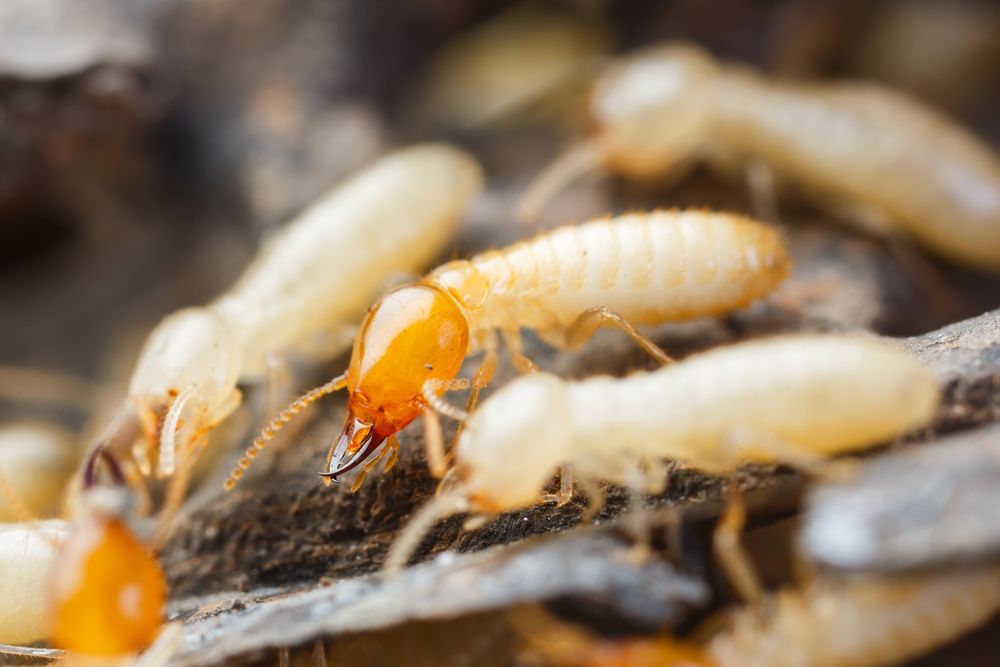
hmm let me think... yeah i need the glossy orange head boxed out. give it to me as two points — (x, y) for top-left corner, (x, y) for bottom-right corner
(323, 284), (469, 480)
(48, 509), (166, 656)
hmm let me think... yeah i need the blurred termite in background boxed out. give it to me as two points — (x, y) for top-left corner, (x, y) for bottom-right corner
(386, 335), (939, 571)
(419, 3), (611, 131)
(93, 145), (482, 509)
(224, 210), (790, 493)
(528, 568), (1000, 667)
(519, 43), (1000, 272)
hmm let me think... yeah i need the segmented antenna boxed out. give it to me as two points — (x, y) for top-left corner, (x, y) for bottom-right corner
(158, 385), (195, 478)
(223, 374), (347, 491)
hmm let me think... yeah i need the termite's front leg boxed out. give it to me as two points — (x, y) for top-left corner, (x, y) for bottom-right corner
(501, 328), (539, 373)
(563, 306), (673, 365)
(421, 378), (473, 478)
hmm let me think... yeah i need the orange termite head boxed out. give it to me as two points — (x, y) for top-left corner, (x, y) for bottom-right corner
(49, 449), (166, 657)
(321, 283), (469, 481)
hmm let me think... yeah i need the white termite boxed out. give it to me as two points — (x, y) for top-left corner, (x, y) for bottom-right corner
(108, 144), (483, 484)
(0, 520), (67, 645)
(0, 423), (77, 521)
(387, 335), (939, 570)
(520, 43), (1000, 271)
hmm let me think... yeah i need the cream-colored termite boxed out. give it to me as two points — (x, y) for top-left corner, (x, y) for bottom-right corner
(420, 3), (610, 129)
(531, 569), (1000, 667)
(0, 422), (78, 521)
(706, 569), (1000, 667)
(519, 43), (1000, 271)
(225, 210), (790, 492)
(386, 335), (939, 571)
(101, 144), (482, 494)
(0, 521), (68, 647)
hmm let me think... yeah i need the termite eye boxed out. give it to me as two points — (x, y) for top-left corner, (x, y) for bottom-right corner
(425, 364), (434, 370)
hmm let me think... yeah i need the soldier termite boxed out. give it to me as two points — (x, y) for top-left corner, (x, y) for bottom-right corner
(224, 210), (790, 492)
(97, 144), (482, 497)
(519, 43), (1000, 271)
(0, 448), (168, 661)
(385, 335), (938, 571)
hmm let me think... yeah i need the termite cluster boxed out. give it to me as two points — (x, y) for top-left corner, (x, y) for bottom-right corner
(2, 3), (1000, 666)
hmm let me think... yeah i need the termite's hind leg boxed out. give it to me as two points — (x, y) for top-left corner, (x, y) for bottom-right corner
(540, 464), (575, 507)
(564, 307), (673, 365)
(501, 328), (540, 374)
(713, 489), (763, 604)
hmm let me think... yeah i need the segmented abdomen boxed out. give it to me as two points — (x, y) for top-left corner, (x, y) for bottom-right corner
(709, 570), (1000, 667)
(468, 210), (789, 332)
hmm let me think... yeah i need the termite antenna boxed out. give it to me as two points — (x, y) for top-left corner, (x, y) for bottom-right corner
(158, 385), (195, 478)
(516, 138), (604, 223)
(224, 374), (347, 491)
(384, 487), (470, 574)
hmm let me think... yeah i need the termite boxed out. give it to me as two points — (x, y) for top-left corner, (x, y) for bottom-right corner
(386, 335), (938, 571)
(0, 521), (68, 646)
(103, 144), (482, 489)
(224, 210), (790, 492)
(519, 43), (1000, 271)
(0, 422), (78, 521)
(420, 3), (610, 130)
(534, 569), (1000, 667)
(0, 448), (168, 660)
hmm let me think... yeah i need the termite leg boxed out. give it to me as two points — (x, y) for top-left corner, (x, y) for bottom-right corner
(312, 639), (327, 667)
(745, 158), (780, 224)
(382, 434), (400, 473)
(564, 306), (673, 365)
(422, 406), (449, 479)
(449, 340), (500, 454)
(501, 328), (540, 373)
(540, 464), (575, 507)
(713, 489), (763, 604)
(622, 460), (653, 564)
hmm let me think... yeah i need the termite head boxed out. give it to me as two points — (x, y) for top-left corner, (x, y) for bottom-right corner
(455, 373), (572, 512)
(591, 43), (720, 179)
(128, 308), (243, 475)
(518, 44), (720, 221)
(323, 284), (469, 481)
